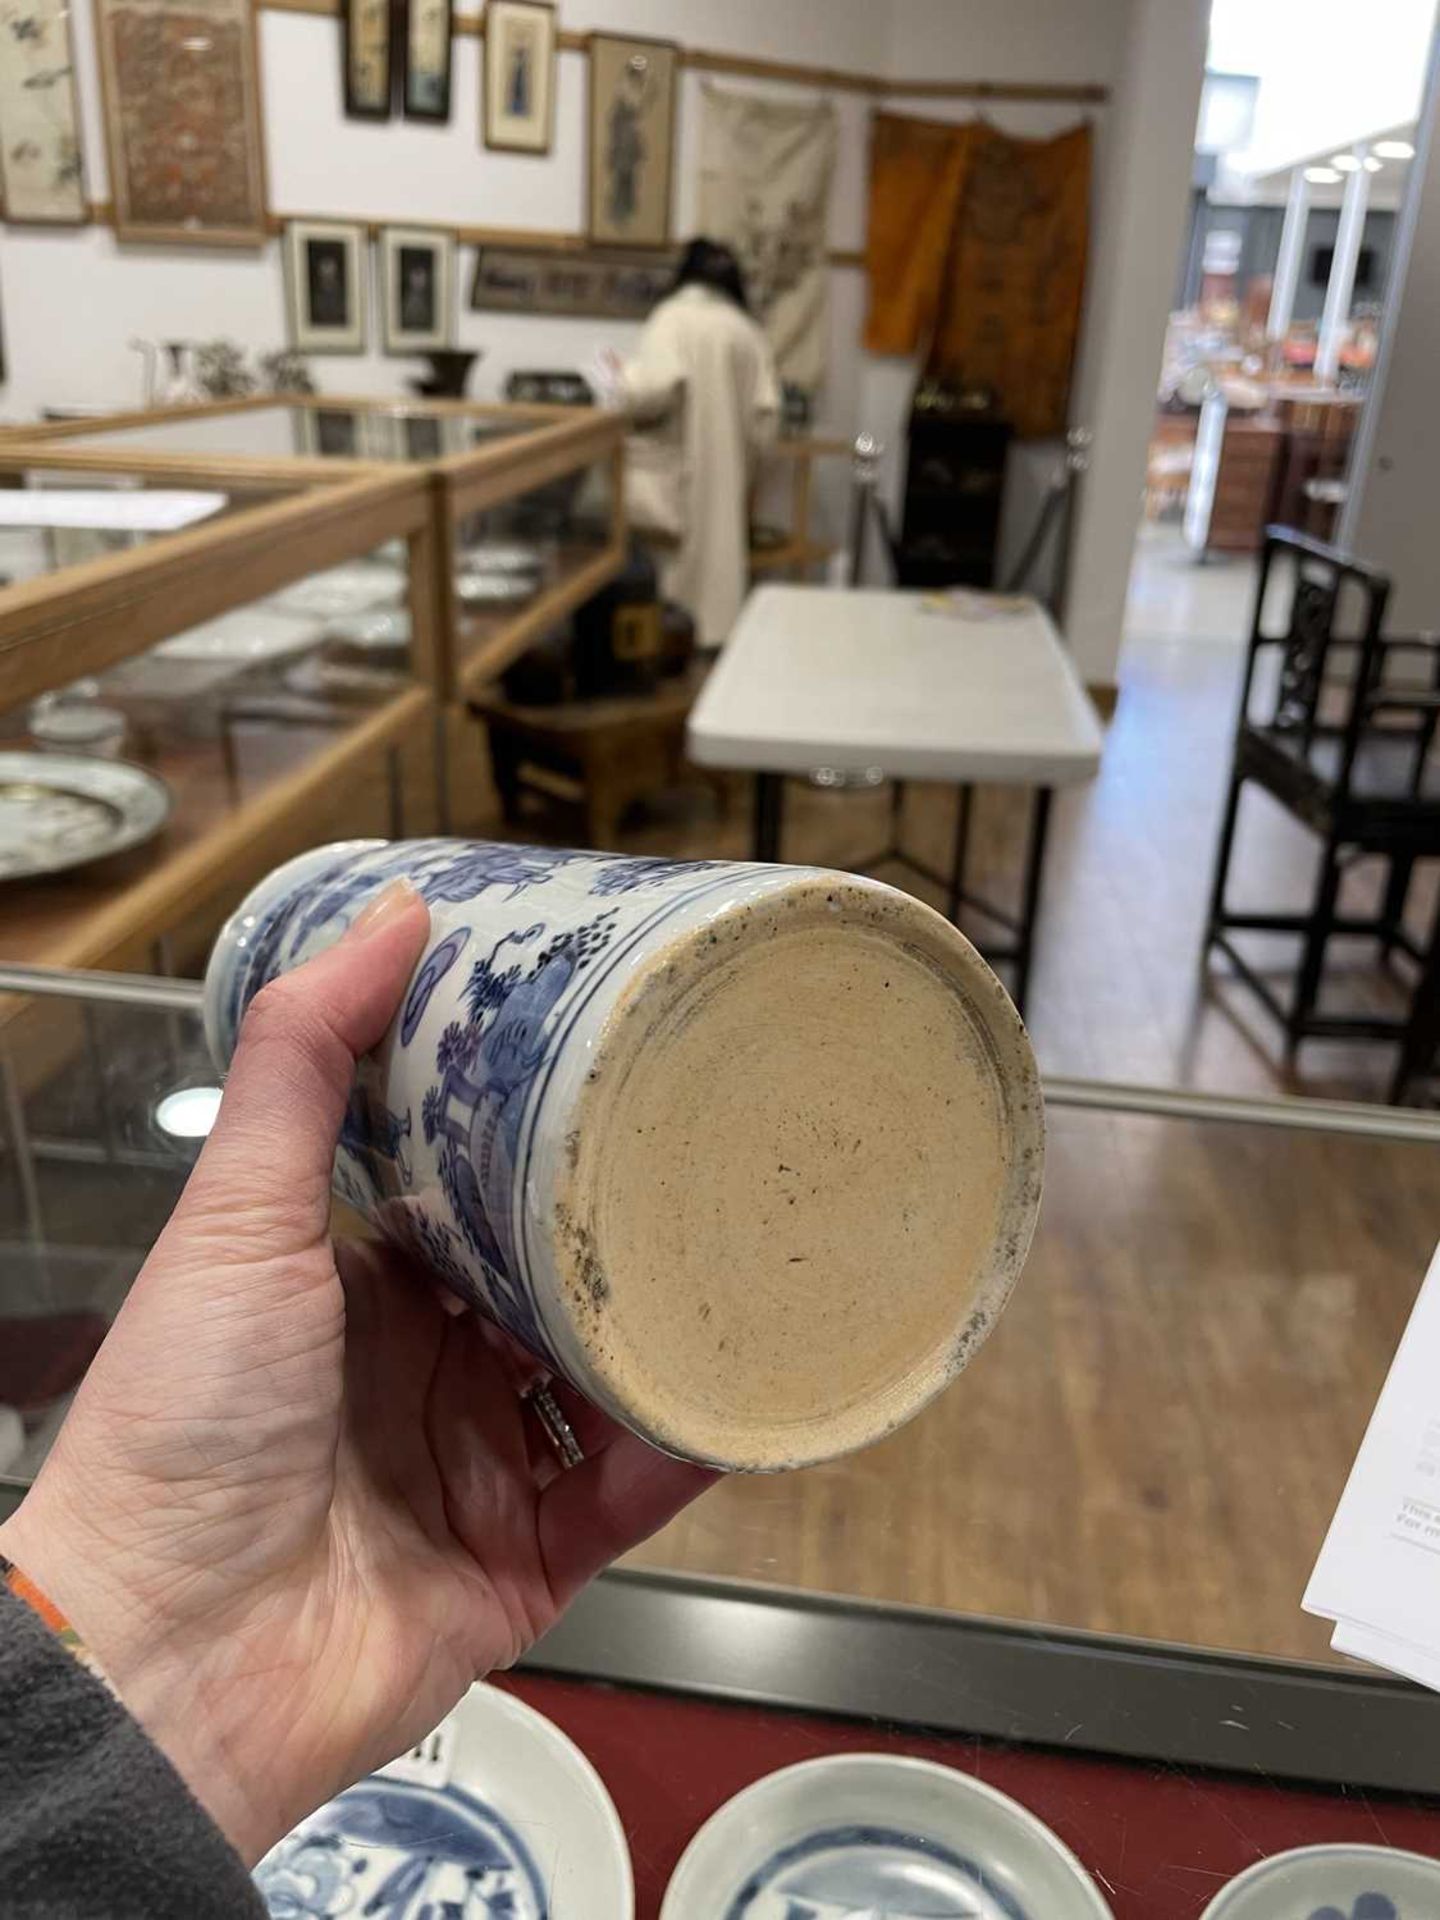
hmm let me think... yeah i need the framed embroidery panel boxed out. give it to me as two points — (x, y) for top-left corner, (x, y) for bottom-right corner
(586, 32), (677, 248)
(482, 0), (555, 155)
(284, 220), (367, 354)
(379, 225), (455, 354)
(343, 0), (394, 119)
(94, 0), (268, 245)
(0, 0), (86, 224)
(403, 0), (452, 121)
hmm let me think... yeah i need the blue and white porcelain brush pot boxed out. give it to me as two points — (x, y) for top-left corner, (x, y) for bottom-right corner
(206, 838), (1043, 1471)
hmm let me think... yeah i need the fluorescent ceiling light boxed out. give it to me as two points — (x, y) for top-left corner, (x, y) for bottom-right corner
(1331, 154), (1361, 171)
(1374, 139), (1415, 160)
(1363, 156), (1383, 172)
(1304, 167), (1342, 184)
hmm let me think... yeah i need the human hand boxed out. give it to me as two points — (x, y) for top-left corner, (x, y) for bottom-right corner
(0, 881), (714, 1863)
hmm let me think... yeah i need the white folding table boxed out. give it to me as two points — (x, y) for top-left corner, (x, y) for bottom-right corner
(687, 584), (1105, 1011)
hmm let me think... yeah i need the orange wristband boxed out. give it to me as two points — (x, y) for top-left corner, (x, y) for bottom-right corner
(0, 1553), (111, 1690)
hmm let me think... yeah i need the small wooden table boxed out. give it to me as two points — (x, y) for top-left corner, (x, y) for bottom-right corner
(687, 585), (1104, 1012)
(471, 664), (707, 849)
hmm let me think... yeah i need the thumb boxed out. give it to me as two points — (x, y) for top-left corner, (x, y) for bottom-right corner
(173, 879), (431, 1255)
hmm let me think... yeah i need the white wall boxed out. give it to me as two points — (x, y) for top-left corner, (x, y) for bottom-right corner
(0, 0), (1204, 685)
(1341, 21), (1440, 621)
(0, 0), (878, 426)
(1064, 0), (1209, 685)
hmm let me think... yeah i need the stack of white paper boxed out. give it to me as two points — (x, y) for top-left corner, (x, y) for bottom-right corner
(1305, 1241), (1440, 1687)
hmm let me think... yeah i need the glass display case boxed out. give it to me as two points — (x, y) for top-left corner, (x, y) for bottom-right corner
(10, 394), (629, 705)
(0, 457), (437, 972)
(3, 960), (1440, 1920)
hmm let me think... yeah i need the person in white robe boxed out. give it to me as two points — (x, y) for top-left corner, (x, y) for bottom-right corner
(614, 238), (781, 650)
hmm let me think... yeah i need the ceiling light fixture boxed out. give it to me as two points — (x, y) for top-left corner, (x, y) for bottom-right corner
(1374, 139), (1415, 160)
(1304, 167), (1342, 184)
(1331, 153), (1361, 171)
(154, 1084), (223, 1139)
(1363, 156), (1383, 172)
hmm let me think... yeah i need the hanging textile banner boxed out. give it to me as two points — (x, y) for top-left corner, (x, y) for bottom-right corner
(696, 81), (837, 393)
(864, 112), (1091, 440)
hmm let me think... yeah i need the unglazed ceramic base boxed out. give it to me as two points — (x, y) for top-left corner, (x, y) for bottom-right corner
(548, 876), (1042, 1470)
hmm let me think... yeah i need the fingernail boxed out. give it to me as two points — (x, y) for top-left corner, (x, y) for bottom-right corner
(344, 878), (422, 943)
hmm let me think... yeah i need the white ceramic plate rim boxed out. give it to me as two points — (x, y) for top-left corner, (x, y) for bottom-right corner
(0, 751), (171, 879)
(1199, 1841), (1440, 1917)
(156, 607), (321, 663)
(455, 1683), (633, 1918)
(659, 1750), (1113, 1920)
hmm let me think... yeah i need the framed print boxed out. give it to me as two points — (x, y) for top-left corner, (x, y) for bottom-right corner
(284, 220), (367, 354)
(403, 0), (452, 121)
(0, 0), (86, 224)
(587, 32), (677, 248)
(482, 0), (555, 155)
(343, 0), (394, 119)
(93, 0), (268, 245)
(470, 243), (676, 320)
(379, 226), (454, 354)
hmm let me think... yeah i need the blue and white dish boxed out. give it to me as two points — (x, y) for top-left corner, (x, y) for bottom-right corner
(660, 1753), (1113, 1919)
(255, 1683), (631, 1919)
(0, 751), (171, 880)
(205, 837), (1043, 1471)
(1199, 1844), (1440, 1918)
(269, 561), (407, 619)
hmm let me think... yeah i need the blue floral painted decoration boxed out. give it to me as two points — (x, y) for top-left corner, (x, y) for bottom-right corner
(254, 1777), (549, 1919)
(727, 1822), (1032, 1918)
(1308, 1897), (1400, 1920)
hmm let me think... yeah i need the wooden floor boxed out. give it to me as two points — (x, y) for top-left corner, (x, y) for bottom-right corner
(457, 627), (1439, 1667)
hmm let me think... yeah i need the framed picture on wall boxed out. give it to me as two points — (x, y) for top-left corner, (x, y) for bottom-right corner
(586, 32), (678, 248)
(0, 0), (86, 224)
(379, 226), (455, 354)
(343, 0), (395, 119)
(284, 220), (367, 354)
(403, 0), (453, 121)
(482, 0), (556, 155)
(93, 0), (267, 245)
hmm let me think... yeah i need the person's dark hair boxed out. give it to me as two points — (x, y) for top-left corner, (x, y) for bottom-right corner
(672, 237), (751, 312)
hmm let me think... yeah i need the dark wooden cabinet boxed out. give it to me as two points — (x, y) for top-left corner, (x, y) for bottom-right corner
(897, 408), (1012, 589)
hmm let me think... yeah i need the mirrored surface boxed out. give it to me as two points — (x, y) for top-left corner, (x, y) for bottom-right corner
(0, 984), (206, 1486)
(2, 963), (1436, 1678)
(628, 1096), (1440, 1670)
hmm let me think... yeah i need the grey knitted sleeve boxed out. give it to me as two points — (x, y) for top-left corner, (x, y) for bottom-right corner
(0, 1585), (266, 1918)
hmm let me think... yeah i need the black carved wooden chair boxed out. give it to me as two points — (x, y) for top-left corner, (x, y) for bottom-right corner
(1204, 527), (1440, 1097)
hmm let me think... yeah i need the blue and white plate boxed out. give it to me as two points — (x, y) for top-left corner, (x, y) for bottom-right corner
(1200, 1844), (1440, 1919)
(255, 1683), (631, 1918)
(660, 1753), (1112, 1919)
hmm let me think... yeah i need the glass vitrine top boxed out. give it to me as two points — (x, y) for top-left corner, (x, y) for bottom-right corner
(0, 470), (298, 592)
(2, 965), (1436, 1681)
(44, 401), (548, 464)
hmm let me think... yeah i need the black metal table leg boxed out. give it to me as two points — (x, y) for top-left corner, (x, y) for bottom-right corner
(753, 772), (784, 862)
(1012, 787), (1054, 1017)
(946, 784), (974, 923)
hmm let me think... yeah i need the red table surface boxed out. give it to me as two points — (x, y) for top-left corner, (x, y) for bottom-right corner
(500, 1669), (1440, 1918)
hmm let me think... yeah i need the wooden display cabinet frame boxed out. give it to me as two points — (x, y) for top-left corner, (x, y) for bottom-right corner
(0, 458), (438, 970)
(8, 393), (629, 704)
